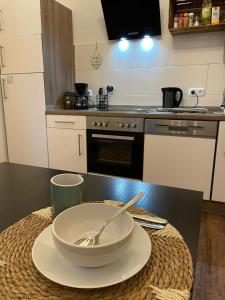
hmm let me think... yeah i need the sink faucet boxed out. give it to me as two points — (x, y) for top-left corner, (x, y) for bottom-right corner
(219, 88), (225, 113)
(223, 88), (225, 106)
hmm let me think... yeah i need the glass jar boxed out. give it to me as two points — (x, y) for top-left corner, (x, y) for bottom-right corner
(184, 13), (189, 27)
(194, 13), (200, 27)
(174, 14), (179, 28)
(178, 13), (184, 27)
(188, 12), (194, 27)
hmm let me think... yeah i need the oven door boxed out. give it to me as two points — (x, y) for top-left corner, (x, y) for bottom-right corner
(87, 130), (144, 179)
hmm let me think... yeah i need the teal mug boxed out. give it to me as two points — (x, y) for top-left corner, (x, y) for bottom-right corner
(51, 173), (84, 216)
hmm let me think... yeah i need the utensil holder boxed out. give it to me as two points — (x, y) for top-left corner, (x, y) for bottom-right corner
(96, 95), (108, 111)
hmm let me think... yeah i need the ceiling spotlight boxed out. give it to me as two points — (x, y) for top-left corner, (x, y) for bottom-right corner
(119, 38), (130, 51)
(141, 35), (154, 51)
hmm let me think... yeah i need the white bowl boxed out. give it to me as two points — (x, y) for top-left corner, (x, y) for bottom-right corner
(52, 203), (134, 267)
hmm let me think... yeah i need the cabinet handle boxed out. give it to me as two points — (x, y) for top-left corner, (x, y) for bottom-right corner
(54, 121), (75, 124)
(0, 45), (6, 68)
(0, 10), (3, 31)
(78, 134), (82, 156)
(2, 78), (8, 99)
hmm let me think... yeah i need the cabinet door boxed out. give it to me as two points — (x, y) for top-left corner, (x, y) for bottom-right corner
(0, 0), (41, 38)
(41, 0), (74, 105)
(212, 122), (225, 202)
(1, 73), (48, 167)
(143, 134), (215, 200)
(47, 128), (87, 174)
(0, 34), (43, 74)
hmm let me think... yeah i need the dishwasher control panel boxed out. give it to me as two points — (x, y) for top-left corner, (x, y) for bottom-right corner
(145, 119), (218, 138)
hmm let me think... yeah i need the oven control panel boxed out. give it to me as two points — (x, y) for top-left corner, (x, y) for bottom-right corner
(87, 117), (144, 133)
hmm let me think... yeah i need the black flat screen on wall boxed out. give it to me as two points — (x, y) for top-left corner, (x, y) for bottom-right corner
(101, 0), (161, 40)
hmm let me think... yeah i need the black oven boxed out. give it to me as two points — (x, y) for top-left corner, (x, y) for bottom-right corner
(87, 117), (144, 180)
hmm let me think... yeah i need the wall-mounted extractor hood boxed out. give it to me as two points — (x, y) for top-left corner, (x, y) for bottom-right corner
(101, 0), (161, 40)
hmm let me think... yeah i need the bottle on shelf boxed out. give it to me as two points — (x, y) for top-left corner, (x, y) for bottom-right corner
(221, 7), (225, 24)
(188, 12), (194, 27)
(201, 0), (212, 25)
(174, 14), (179, 28)
(194, 13), (200, 27)
(178, 13), (184, 27)
(184, 12), (189, 27)
(211, 7), (220, 25)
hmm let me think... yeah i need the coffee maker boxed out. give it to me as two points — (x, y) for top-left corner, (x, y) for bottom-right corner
(74, 83), (89, 110)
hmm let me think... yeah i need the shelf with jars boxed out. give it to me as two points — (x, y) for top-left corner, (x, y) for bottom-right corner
(169, 0), (225, 35)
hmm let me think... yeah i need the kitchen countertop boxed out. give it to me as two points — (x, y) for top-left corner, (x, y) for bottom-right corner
(46, 106), (225, 121)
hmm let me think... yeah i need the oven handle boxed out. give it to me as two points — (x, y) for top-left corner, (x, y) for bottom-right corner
(91, 134), (135, 141)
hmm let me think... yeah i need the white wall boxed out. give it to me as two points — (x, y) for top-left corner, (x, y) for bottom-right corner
(56, 0), (74, 10)
(63, 0), (225, 107)
(0, 94), (7, 162)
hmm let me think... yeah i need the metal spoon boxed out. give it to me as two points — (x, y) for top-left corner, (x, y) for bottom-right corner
(74, 192), (144, 247)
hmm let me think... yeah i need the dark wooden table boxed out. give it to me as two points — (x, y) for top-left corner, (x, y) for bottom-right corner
(0, 162), (202, 270)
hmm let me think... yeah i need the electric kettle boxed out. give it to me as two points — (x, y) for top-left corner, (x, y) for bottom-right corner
(161, 87), (183, 108)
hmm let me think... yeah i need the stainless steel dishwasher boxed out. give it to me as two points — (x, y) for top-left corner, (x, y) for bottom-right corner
(143, 119), (218, 200)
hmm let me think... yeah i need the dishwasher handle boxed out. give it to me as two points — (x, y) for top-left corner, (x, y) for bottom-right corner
(145, 119), (218, 138)
(155, 124), (205, 132)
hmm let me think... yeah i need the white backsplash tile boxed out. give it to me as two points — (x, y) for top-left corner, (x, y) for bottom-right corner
(182, 94), (222, 107)
(75, 42), (118, 70)
(76, 70), (100, 95)
(169, 32), (225, 66)
(98, 69), (120, 95)
(75, 44), (94, 70)
(207, 64), (225, 95)
(110, 95), (162, 106)
(115, 38), (169, 68)
(148, 65), (208, 95)
(116, 68), (150, 95)
(75, 38), (169, 71)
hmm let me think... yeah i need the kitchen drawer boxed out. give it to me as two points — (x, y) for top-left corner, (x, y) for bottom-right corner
(47, 115), (86, 130)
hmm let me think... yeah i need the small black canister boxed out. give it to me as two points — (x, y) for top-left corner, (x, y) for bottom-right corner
(63, 93), (75, 109)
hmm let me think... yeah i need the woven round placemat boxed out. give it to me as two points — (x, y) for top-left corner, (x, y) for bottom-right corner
(0, 201), (193, 300)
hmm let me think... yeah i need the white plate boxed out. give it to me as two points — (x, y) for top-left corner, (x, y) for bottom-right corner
(32, 224), (151, 289)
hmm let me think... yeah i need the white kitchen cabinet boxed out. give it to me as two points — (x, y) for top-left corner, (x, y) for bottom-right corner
(143, 134), (216, 200)
(0, 35), (43, 74)
(0, 0), (43, 75)
(0, 0), (73, 102)
(0, 0), (73, 168)
(2, 73), (48, 167)
(0, 0), (41, 38)
(47, 115), (87, 173)
(212, 122), (225, 202)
